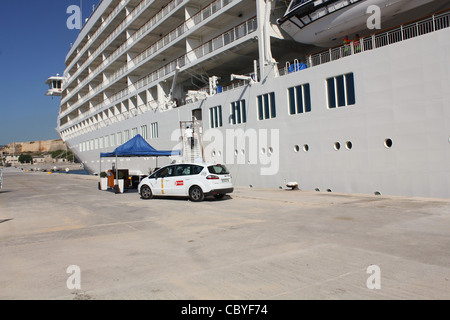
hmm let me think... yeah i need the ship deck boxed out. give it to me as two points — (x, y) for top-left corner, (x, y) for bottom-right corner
(1, 167), (449, 300)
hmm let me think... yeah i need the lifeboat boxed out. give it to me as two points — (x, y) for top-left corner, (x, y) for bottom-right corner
(277, 0), (440, 47)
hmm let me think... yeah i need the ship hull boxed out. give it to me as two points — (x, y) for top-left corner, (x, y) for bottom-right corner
(65, 26), (450, 198)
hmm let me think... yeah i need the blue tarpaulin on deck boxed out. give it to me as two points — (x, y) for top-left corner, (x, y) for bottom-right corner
(288, 63), (307, 73)
(100, 134), (181, 158)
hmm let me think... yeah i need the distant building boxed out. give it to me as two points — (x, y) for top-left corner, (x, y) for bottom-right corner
(32, 154), (53, 164)
(5, 155), (19, 165)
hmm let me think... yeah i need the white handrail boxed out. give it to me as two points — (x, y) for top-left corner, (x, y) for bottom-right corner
(60, 17), (258, 133)
(61, 0), (237, 117)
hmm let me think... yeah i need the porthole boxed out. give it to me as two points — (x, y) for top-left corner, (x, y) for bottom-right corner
(346, 141), (353, 150)
(211, 150), (216, 157)
(241, 149), (245, 155)
(294, 145), (300, 153)
(315, 188), (320, 192)
(385, 139), (393, 149)
(374, 191), (382, 196)
(268, 147), (274, 155)
(303, 144), (309, 152)
(334, 142), (341, 151)
(217, 151), (222, 157)
(326, 189), (332, 193)
(261, 147), (266, 154)
(234, 149), (239, 156)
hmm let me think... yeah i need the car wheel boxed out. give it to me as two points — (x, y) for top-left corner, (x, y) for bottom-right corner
(189, 186), (204, 202)
(214, 194), (225, 200)
(140, 185), (153, 199)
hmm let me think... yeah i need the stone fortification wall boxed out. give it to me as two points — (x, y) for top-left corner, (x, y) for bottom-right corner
(1, 139), (65, 154)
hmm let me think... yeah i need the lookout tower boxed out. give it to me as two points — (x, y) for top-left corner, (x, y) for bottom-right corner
(45, 74), (65, 96)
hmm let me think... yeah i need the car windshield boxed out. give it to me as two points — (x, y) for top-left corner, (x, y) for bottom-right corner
(207, 165), (229, 175)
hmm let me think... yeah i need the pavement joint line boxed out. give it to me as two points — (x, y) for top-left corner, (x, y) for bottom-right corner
(268, 267), (368, 299)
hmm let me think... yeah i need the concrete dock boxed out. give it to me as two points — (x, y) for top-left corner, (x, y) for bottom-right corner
(0, 167), (449, 300)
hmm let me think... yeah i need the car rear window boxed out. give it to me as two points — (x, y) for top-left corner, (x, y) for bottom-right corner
(192, 165), (204, 175)
(208, 165), (229, 175)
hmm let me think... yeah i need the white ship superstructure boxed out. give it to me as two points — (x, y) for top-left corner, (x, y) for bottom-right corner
(48, 0), (450, 198)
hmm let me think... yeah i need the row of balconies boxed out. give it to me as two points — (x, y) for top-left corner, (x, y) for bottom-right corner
(62, 0), (188, 108)
(59, 16), (258, 138)
(65, 0), (130, 74)
(60, 0), (243, 118)
(64, 0), (167, 92)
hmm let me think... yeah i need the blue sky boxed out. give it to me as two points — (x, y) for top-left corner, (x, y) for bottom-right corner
(0, 0), (99, 145)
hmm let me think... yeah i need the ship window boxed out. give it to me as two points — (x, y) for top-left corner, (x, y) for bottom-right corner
(231, 100), (246, 125)
(132, 127), (138, 138)
(99, 137), (104, 149)
(258, 92), (276, 120)
(124, 130), (130, 142)
(117, 132), (123, 145)
(104, 135), (110, 148)
(288, 83), (311, 115)
(327, 78), (336, 109)
(346, 73), (356, 105)
(327, 73), (356, 109)
(151, 122), (159, 139)
(140, 125), (148, 140)
(110, 134), (116, 147)
(209, 105), (223, 128)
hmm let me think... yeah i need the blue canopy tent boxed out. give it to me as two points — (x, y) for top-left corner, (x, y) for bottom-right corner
(100, 134), (181, 191)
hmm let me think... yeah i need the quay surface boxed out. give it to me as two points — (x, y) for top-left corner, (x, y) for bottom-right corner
(0, 167), (449, 300)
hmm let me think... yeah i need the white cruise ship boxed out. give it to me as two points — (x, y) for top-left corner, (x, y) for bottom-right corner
(47, 0), (450, 198)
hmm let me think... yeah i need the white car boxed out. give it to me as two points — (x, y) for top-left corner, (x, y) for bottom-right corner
(138, 163), (233, 202)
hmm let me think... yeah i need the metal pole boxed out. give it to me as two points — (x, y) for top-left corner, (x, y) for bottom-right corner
(115, 154), (118, 190)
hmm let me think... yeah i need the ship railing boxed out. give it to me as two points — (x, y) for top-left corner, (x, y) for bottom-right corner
(63, 0), (156, 104)
(59, 17), (258, 133)
(67, 0), (129, 80)
(110, 17), (256, 107)
(280, 8), (450, 75)
(65, 0), (130, 79)
(62, 0), (236, 114)
(62, 0), (186, 107)
(130, 0), (238, 77)
(64, 101), (153, 139)
(64, 0), (158, 95)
